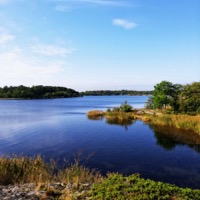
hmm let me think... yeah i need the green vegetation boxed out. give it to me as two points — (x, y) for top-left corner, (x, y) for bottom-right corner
(0, 85), (80, 99)
(88, 105), (200, 134)
(91, 173), (200, 200)
(81, 90), (152, 96)
(1, 156), (200, 200)
(147, 81), (200, 114)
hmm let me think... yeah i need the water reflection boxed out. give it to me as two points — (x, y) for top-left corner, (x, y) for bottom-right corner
(150, 125), (200, 152)
(88, 115), (200, 150)
(106, 117), (135, 129)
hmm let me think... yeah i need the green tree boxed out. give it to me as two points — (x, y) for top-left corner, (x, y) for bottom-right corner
(169, 84), (183, 111)
(179, 82), (200, 113)
(151, 81), (184, 111)
(152, 81), (174, 109)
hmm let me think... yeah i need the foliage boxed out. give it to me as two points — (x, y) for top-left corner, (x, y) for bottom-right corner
(179, 82), (200, 114)
(0, 85), (80, 99)
(119, 101), (133, 112)
(91, 173), (200, 200)
(145, 96), (154, 109)
(152, 81), (178, 108)
(150, 81), (200, 114)
(81, 90), (152, 96)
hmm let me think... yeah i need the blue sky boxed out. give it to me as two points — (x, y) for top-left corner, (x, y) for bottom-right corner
(0, 0), (199, 91)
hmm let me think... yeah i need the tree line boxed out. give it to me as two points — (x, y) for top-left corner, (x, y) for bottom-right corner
(146, 81), (200, 114)
(81, 90), (152, 96)
(0, 85), (80, 99)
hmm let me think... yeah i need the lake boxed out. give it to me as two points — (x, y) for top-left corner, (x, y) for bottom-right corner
(0, 96), (200, 189)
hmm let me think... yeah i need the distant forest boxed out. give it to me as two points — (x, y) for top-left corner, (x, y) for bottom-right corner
(0, 85), (80, 99)
(0, 86), (153, 99)
(81, 90), (152, 96)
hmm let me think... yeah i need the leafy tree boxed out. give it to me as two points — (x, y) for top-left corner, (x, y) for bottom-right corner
(169, 84), (183, 111)
(145, 96), (154, 109)
(152, 81), (174, 109)
(179, 82), (200, 113)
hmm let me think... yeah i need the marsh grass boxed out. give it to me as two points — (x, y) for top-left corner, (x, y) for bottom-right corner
(58, 159), (102, 187)
(87, 108), (200, 134)
(87, 110), (105, 120)
(0, 155), (102, 199)
(0, 155), (52, 185)
(146, 114), (200, 134)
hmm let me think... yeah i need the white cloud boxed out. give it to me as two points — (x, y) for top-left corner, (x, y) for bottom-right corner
(49, 0), (127, 6)
(55, 4), (71, 12)
(113, 19), (137, 30)
(0, 46), (66, 86)
(51, 0), (129, 11)
(31, 44), (75, 57)
(0, 28), (15, 44)
(0, 33), (15, 44)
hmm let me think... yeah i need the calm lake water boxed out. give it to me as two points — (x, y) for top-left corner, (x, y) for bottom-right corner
(0, 96), (200, 189)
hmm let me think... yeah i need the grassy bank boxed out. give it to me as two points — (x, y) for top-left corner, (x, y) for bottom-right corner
(87, 110), (200, 134)
(1, 156), (200, 200)
(146, 114), (200, 134)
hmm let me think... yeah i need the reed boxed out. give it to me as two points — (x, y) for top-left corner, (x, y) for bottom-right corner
(146, 114), (200, 134)
(0, 155), (51, 185)
(87, 110), (105, 120)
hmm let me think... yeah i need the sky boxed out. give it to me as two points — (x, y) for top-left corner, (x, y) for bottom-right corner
(0, 0), (199, 91)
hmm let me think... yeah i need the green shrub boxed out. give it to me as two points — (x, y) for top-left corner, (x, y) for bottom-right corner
(91, 174), (200, 200)
(120, 101), (133, 112)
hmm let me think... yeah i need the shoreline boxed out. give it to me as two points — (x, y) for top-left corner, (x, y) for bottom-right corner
(1, 156), (200, 200)
(87, 109), (200, 135)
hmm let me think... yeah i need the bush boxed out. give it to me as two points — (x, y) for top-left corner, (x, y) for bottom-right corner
(91, 173), (200, 200)
(120, 101), (133, 112)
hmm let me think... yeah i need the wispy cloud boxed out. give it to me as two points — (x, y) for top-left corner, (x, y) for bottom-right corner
(50, 0), (130, 11)
(0, 28), (15, 45)
(50, 0), (127, 6)
(0, 0), (10, 4)
(113, 19), (137, 30)
(31, 44), (75, 57)
(0, 46), (67, 86)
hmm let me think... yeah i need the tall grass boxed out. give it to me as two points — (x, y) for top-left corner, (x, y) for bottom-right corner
(87, 109), (200, 134)
(87, 110), (105, 120)
(0, 155), (101, 186)
(0, 155), (51, 185)
(0, 155), (102, 199)
(147, 114), (200, 134)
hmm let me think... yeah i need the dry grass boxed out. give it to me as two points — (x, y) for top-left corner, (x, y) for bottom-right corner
(87, 110), (105, 120)
(87, 109), (200, 134)
(0, 155), (51, 185)
(87, 110), (105, 117)
(146, 114), (200, 134)
(0, 155), (103, 200)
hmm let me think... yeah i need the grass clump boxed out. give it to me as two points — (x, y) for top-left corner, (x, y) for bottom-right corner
(91, 173), (200, 200)
(146, 114), (200, 134)
(87, 110), (105, 120)
(0, 155), (51, 185)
